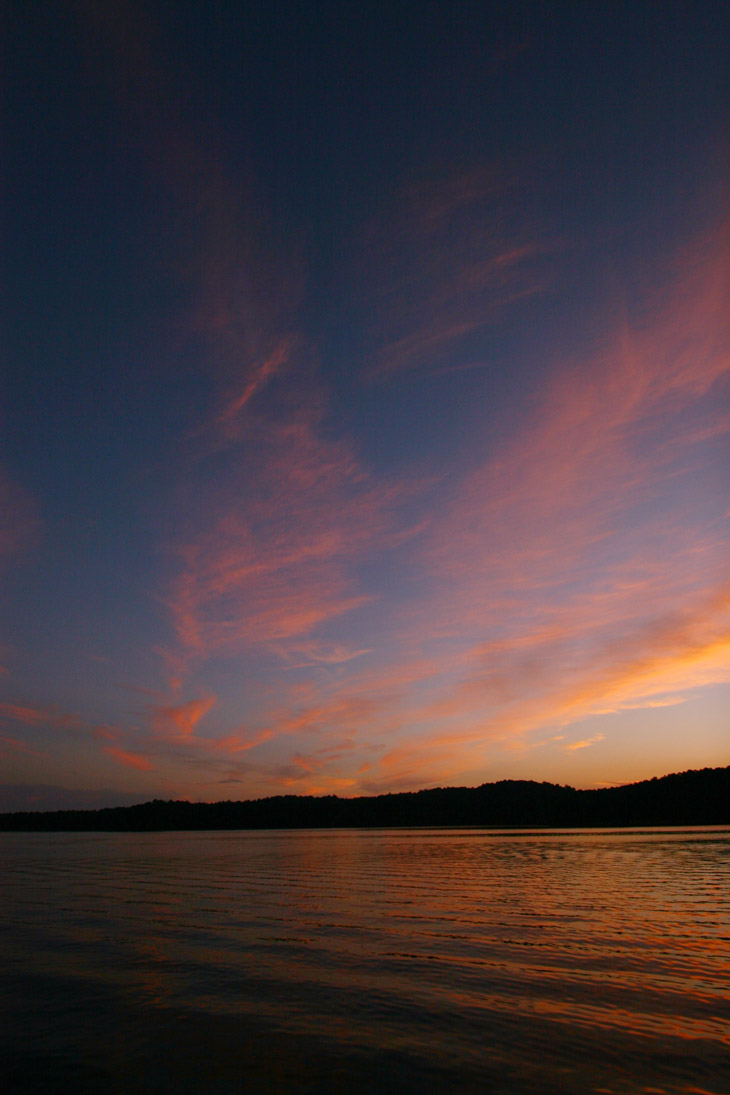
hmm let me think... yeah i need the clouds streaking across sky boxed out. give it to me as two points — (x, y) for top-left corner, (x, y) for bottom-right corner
(1, 2), (728, 809)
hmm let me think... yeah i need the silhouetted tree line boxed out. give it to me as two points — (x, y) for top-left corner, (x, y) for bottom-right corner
(1, 766), (728, 831)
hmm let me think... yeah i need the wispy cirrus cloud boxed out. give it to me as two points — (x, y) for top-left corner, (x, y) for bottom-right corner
(238, 215), (730, 794)
(61, 4), (728, 800)
(358, 165), (553, 380)
(77, 2), (416, 698)
(0, 702), (82, 732)
(413, 218), (728, 630)
(357, 248), (727, 785)
(122, 207), (730, 796)
(214, 336), (300, 436)
(0, 703), (51, 726)
(163, 404), (410, 678)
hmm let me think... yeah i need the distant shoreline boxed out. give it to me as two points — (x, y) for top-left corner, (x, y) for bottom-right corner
(1, 765), (728, 832)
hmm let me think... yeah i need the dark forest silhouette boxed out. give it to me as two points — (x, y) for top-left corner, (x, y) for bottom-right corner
(1, 765), (728, 832)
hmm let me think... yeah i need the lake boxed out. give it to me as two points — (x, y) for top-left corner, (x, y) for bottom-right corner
(1, 827), (728, 1094)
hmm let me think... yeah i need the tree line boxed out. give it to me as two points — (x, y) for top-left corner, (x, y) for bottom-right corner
(1, 765), (728, 831)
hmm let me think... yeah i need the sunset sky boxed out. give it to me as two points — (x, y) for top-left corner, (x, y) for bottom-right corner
(1, 1), (728, 810)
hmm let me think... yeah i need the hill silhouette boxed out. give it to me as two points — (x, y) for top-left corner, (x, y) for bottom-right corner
(0, 765), (728, 832)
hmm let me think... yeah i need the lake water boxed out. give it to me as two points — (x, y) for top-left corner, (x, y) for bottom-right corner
(1, 827), (728, 1094)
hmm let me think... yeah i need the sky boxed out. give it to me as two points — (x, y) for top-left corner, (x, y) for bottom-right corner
(1, 1), (728, 811)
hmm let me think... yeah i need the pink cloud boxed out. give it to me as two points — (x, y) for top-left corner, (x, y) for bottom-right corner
(92, 725), (118, 742)
(259, 217), (729, 795)
(215, 336), (299, 433)
(0, 702), (82, 731)
(357, 166), (553, 380)
(0, 731), (47, 759)
(164, 403), (410, 678)
(74, 4), (420, 712)
(420, 219), (729, 612)
(0, 703), (50, 726)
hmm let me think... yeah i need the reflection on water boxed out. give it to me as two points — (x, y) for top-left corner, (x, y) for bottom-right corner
(1, 827), (729, 1094)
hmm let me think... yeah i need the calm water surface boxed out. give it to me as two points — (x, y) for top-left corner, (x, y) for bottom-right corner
(1, 827), (729, 1094)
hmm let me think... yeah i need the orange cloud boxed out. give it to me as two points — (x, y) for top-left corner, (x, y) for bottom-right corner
(388, 582), (730, 776)
(199, 573), (720, 792)
(211, 728), (274, 754)
(565, 734), (605, 751)
(103, 746), (154, 771)
(152, 693), (216, 737)
(275, 693), (392, 737)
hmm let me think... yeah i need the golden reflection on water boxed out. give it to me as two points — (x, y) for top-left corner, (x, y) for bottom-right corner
(1, 827), (729, 1094)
